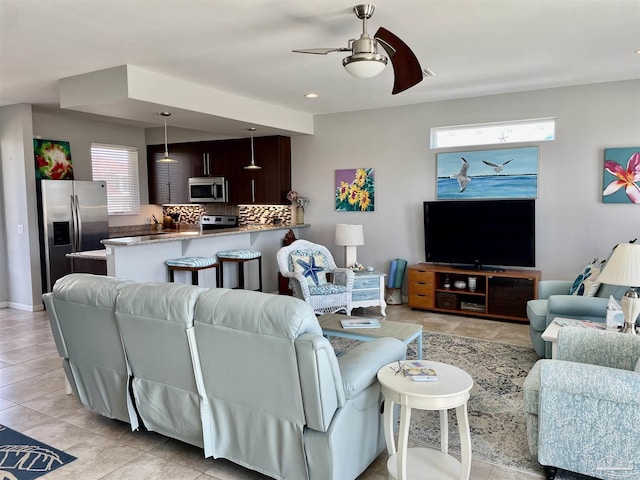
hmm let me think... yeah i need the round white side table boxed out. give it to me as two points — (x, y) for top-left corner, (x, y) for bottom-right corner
(377, 361), (474, 480)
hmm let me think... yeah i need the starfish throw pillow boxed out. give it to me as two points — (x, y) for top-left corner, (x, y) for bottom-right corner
(291, 254), (328, 286)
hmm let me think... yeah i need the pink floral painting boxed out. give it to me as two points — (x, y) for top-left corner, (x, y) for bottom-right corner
(603, 148), (640, 203)
(34, 139), (74, 180)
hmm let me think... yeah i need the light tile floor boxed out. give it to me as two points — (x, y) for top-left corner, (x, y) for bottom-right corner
(0, 303), (544, 480)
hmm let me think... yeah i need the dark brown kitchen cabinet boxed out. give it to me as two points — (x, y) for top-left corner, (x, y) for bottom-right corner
(232, 136), (291, 204)
(147, 135), (291, 205)
(190, 141), (231, 178)
(147, 143), (192, 204)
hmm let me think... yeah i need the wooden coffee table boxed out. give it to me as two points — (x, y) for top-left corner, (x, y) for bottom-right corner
(318, 313), (423, 359)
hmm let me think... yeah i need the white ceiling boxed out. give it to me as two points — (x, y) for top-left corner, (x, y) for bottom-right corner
(1, 0), (639, 136)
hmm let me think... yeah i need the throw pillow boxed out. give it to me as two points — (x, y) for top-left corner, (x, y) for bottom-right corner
(291, 254), (328, 287)
(569, 259), (606, 296)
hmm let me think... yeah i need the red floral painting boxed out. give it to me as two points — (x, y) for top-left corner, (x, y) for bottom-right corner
(34, 139), (74, 179)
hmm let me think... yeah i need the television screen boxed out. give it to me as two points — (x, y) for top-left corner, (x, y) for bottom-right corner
(423, 199), (535, 270)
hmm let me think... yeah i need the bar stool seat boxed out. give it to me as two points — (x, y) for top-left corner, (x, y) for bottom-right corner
(166, 257), (219, 286)
(216, 249), (262, 291)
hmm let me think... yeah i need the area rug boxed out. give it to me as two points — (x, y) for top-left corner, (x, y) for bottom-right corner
(0, 424), (76, 480)
(331, 332), (598, 480)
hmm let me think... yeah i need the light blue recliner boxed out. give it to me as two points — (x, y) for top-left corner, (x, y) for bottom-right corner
(523, 328), (640, 479)
(527, 280), (628, 358)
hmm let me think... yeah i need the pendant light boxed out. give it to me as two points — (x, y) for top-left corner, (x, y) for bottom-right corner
(244, 127), (262, 170)
(157, 112), (177, 163)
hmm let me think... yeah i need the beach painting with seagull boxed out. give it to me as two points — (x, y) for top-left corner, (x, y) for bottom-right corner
(436, 146), (538, 199)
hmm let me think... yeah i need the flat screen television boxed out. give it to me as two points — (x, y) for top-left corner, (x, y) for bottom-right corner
(423, 199), (535, 270)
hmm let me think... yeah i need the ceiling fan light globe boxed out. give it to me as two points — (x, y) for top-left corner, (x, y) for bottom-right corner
(342, 53), (388, 78)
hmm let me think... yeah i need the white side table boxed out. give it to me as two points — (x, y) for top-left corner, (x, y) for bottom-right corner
(377, 361), (474, 480)
(542, 317), (608, 359)
(352, 271), (387, 316)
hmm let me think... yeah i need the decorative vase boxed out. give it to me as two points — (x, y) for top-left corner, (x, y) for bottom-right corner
(296, 206), (304, 224)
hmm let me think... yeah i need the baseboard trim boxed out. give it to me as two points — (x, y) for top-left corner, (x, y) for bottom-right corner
(5, 302), (44, 312)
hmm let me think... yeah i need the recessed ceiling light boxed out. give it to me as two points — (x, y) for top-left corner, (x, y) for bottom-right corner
(304, 93), (319, 99)
(636, 49), (640, 55)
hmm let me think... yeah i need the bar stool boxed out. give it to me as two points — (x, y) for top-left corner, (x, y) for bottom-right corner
(216, 249), (262, 291)
(165, 257), (219, 286)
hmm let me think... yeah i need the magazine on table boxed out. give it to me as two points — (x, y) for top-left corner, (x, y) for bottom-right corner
(555, 318), (605, 329)
(340, 318), (381, 329)
(402, 360), (438, 382)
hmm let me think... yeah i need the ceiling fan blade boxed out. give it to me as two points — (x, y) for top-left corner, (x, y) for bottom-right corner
(292, 47), (350, 55)
(374, 27), (424, 94)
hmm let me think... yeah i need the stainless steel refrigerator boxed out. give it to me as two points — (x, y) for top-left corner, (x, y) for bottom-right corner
(39, 180), (109, 292)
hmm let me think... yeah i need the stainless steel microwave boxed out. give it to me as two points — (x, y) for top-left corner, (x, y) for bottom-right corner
(188, 177), (228, 203)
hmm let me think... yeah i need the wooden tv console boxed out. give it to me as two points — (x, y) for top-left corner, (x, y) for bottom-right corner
(408, 264), (541, 322)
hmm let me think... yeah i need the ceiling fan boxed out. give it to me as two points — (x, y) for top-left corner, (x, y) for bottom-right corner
(293, 4), (433, 95)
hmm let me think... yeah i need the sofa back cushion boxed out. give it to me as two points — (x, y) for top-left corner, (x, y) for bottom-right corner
(115, 281), (207, 448)
(596, 283), (629, 299)
(193, 289), (332, 479)
(48, 274), (136, 425)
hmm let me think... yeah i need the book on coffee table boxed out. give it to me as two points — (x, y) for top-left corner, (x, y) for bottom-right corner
(340, 318), (381, 329)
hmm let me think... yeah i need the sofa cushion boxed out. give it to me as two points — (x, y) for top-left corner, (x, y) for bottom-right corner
(569, 259), (605, 296)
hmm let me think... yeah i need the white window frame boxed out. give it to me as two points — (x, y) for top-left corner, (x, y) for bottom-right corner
(91, 143), (140, 215)
(430, 117), (556, 149)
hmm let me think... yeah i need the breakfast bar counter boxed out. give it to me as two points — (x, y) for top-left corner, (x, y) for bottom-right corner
(101, 224), (309, 291)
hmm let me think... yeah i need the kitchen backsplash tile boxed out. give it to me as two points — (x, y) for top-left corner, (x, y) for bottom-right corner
(238, 205), (291, 226)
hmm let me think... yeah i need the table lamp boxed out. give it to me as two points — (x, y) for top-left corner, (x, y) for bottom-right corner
(335, 224), (364, 268)
(597, 242), (640, 334)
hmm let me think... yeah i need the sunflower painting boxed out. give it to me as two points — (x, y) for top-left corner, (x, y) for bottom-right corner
(34, 139), (74, 179)
(335, 168), (375, 212)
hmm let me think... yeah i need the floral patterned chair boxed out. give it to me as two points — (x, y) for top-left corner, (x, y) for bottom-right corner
(523, 328), (640, 479)
(277, 239), (354, 315)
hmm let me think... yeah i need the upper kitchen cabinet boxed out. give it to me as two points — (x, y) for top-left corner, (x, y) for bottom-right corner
(147, 135), (291, 205)
(231, 136), (292, 205)
(147, 143), (192, 204)
(190, 141), (231, 178)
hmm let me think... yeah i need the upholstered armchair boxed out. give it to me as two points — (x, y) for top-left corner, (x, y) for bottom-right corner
(527, 280), (628, 358)
(523, 328), (640, 480)
(277, 239), (354, 315)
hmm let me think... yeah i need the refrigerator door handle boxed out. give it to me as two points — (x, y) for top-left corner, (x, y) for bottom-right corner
(73, 194), (83, 251)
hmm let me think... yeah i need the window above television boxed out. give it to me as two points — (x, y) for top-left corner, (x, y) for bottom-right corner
(430, 118), (556, 149)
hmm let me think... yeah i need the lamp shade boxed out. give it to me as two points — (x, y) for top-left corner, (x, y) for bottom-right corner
(598, 243), (640, 287)
(335, 224), (364, 246)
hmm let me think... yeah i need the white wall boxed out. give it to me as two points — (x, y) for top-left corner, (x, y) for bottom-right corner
(0, 104), (42, 310)
(291, 80), (640, 281)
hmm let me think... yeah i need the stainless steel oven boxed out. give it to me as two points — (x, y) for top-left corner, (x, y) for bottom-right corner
(188, 177), (228, 203)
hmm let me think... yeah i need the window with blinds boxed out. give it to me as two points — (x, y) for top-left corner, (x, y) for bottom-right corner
(91, 143), (140, 215)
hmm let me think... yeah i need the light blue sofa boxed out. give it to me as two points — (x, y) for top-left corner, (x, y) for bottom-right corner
(523, 328), (640, 480)
(527, 280), (628, 358)
(44, 273), (407, 480)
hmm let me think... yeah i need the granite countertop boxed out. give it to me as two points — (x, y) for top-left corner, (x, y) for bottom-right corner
(66, 249), (107, 260)
(102, 223), (309, 246)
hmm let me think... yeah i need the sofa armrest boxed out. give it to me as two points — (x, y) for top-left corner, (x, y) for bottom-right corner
(338, 337), (406, 400)
(541, 360), (640, 406)
(557, 328), (640, 370)
(538, 280), (573, 299)
(547, 295), (609, 319)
